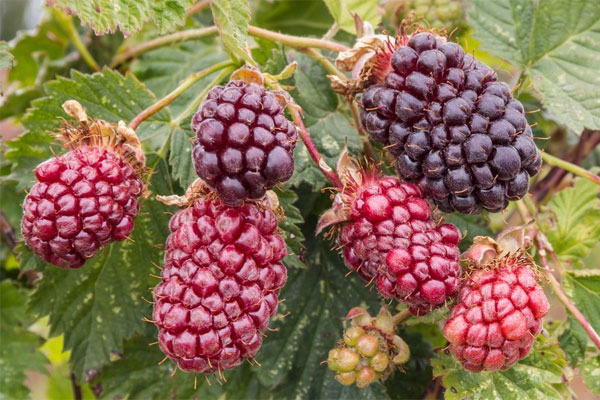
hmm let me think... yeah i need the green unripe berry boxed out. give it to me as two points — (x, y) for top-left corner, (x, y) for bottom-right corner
(355, 366), (377, 388)
(327, 348), (340, 371)
(370, 352), (389, 372)
(337, 348), (359, 372)
(356, 334), (379, 358)
(343, 326), (365, 346)
(335, 371), (356, 386)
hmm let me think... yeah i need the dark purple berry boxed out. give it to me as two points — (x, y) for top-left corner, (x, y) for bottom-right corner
(192, 81), (297, 205)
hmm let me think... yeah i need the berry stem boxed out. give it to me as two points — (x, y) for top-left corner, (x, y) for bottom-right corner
(286, 101), (344, 188)
(392, 309), (412, 325)
(110, 26), (219, 68)
(535, 235), (600, 350)
(540, 151), (600, 186)
(129, 60), (234, 130)
(54, 10), (101, 72)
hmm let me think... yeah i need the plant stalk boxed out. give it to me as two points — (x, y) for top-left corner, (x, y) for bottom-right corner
(286, 102), (343, 188)
(110, 26), (219, 68)
(247, 26), (349, 53)
(541, 151), (600, 186)
(186, 0), (211, 16)
(535, 236), (600, 350)
(129, 60), (234, 130)
(54, 10), (101, 72)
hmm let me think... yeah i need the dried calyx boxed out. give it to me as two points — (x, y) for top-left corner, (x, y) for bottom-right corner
(327, 306), (410, 387)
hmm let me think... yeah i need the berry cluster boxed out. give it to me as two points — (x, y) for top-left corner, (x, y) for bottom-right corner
(327, 307), (410, 387)
(336, 173), (462, 315)
(192, 80), (297, 206)
(21, 146), (143, 268)
(443, 262), (549, 371)
(153, 197), (287, 373)
(360, 32), (542, 213)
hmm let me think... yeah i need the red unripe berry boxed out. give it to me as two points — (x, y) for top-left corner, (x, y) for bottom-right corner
(21, 146), (143, 268)
(338, 175), (462, 315)
(153, 197), (287, 373)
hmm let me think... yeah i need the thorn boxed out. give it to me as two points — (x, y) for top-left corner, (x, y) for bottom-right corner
(149, 341), (159, 346)
(266, 326), (279, 332)
(149, 273), (162, 279)
(142, 317), (157, 324)
(207, 358), (213, 369)
(124, 236), (135, 242)
(195, 374), (199, 389)
(252, 357), (262, 367)
(276, 312), (290, 318)
(170, 367), (178, 377)
(151, 261), (163, 270)
(142, 296), (155, 304)
(525, 108), (540, 114)
(204, 374), (211, 387)
(158, 356), (168, 365)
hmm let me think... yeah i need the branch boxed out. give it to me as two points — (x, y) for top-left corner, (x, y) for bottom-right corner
(129, 60), (234, 130)
(186, 0), (211, 16)
(247, 26), (350, 53)
(286, 102), (343, 188)
(535, 235), (600, 350)
(110, 26), (349, 67)
(541, 151), (600, 186)
(110, 26), (219, 68)
(54, 10), (100, 72)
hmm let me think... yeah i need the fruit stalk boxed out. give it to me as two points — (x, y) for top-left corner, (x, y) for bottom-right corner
(540, 151), (600, 186)
(535, 235), (600, 350)
(392, 309), (412, 325)
(129, 60), (234, 130)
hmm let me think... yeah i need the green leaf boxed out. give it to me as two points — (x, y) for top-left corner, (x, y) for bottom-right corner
(444, 213), (494, 252)
(0, 42), (14, 70)
(432, 334), (571, 399)
(49, 0), (195, 35)
(0, 281), (47, 399)
(540, 177), (600, 268)
(558, 318), (588, 365)
(275, 188), (307, 270)
(252, 0), (333, 36)
(211, 0), (253, 64)
(562, 269), (600, 342)
(3, 69), (172, 191)
(580, 348), (600, 395)
(323, 0), (381, 34)
(26, 158), (174, 380)
(469, 0), (600, 133)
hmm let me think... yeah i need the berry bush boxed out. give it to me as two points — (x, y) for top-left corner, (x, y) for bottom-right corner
(1, 0), (599, 399)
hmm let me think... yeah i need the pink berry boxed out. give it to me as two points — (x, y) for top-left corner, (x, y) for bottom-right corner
(443, 265), (549, 371)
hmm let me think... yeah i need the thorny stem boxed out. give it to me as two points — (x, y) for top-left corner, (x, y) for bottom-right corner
(247, 26), (350, 53)
(129, 60), (234, 130)
(110, 26), (219, 67)
(516, 200), (600, 350)
(541, 151), (600, 186)
(392, 309), (412, 325)
(535, 235), (600, 350)
(286, 102), (343, 188)
(54, 11), (101, 72)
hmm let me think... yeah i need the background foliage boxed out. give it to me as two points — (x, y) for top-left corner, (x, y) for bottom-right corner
(0, 0), (599, 399)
